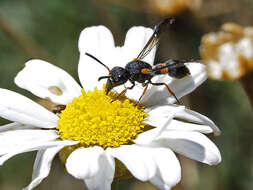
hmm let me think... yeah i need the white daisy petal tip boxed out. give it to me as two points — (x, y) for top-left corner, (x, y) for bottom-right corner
(150, 148), (181, 189)
(182, 107), (221, 136)
(155, 104), (220, 136)
(207, 150), (222, 166)
(14, 59), (82, 105)
(157, 131), (221, 166)
(78, 25), (115, 91)
(78, 25), (114, 53)
(124, 26), (155, 64)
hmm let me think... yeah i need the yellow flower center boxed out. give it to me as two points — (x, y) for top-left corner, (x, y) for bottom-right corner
(57, 87), (148, 149)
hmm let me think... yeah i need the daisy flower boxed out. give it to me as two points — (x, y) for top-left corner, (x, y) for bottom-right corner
(0, 24), (221, 190)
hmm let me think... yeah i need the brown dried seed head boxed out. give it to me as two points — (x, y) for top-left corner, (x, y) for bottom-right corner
(200, 22), (253, 80)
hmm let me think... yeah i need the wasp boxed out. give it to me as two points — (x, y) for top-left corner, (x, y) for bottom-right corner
(85, 18), (190, 104)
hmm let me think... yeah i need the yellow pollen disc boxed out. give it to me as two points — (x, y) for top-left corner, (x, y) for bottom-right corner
(57, 87), (148, 149)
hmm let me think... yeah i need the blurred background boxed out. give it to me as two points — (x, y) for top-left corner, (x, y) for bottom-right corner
(0, 0), (253, 189)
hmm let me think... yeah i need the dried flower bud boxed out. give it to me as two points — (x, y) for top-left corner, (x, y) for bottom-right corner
(200, 23), (253, 80)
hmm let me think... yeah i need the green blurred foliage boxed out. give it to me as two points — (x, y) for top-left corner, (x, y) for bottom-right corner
(0, 0), (253, 190)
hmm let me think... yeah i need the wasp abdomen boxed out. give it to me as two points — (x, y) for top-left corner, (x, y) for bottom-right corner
(165, 59), (190, 79)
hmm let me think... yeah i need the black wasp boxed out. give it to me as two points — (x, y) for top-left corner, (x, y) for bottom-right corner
(85, 18), (190, 104)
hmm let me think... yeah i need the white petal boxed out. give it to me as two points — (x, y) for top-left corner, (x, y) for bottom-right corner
(175, 106), (221, 136)
(135, 105), (185, 145)
(78, 26), (115, 91)
(0, 89), (59, 128)
(107, 145), (157, 181)
(150, 148), (181, 190)
(66, 146), (115, 190)
(123, 26), (156, 64)
(145, 104), (220, 136)
(0, 137), (77, 165)
(66, 147), (103, 179)
(144, 105), (185, 128)
(23, 146), (64, 190)
(0, 130), (59, 155)
(166, 120), (213, 134)
(141, 62), (207, 107)
(135, 120), (213, 146)
(0, 122), (35, 132)
(84, 153), (115, 190)
(157, 131), (221, 165)
(15, 59), (82, 105)
(134, 128), (162, 146)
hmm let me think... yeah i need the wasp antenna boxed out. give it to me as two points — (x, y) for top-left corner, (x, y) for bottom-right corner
(158, 18), (175, 27)
(98, 76), (110, 81)
(85, 52), (112, 74)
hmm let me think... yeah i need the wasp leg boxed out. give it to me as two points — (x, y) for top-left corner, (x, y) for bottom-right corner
(111, 82), (135, 103)
(137, 83), (149, 103)
(149, 80), (182, 105)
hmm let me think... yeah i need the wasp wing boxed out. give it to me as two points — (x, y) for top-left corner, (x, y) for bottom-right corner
(152, 58), (201, 71)
(136, 18), (175, 61)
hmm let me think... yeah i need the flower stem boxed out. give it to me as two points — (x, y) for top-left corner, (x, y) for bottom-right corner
(111, 180), (119, 190)
(239, 71), (253, 109)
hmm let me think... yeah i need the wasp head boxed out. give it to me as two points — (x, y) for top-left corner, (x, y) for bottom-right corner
(105, 66), (130, 94)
